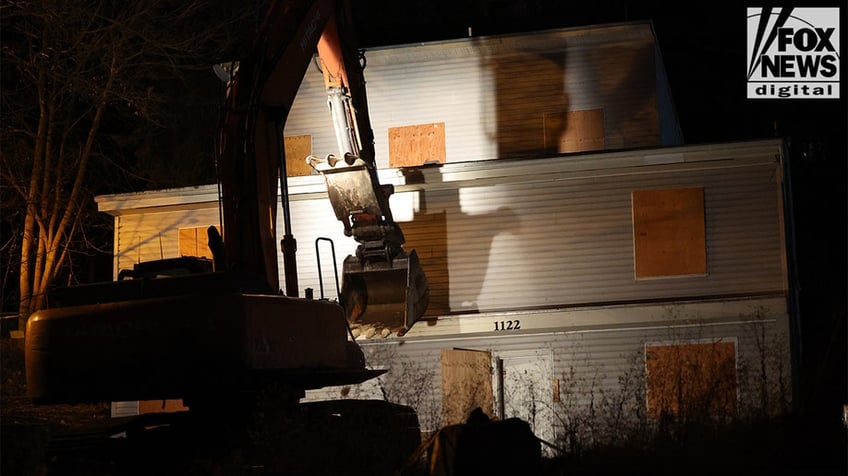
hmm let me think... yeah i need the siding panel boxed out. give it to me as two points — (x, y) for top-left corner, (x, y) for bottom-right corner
(286, 23), (663, 168)
(357, 160), (783, 314)
(311, 307), (790, 436)
(110, 142), (787, 318)
(114, 208), (221, 276)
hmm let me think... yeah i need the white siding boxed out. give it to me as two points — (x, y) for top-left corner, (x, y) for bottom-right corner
(285, 22), (667, 167)
(103, 140), (788, 320)
(306, 300), (791, 440)
(282, 143), (787, 315)
(113, 207), (221, 277)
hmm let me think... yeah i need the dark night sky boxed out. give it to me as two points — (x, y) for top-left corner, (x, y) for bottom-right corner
(352, 2), (845, 145)
(352, 1), (847, 412)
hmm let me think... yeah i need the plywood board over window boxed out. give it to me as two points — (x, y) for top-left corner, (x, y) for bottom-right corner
(388, 122), (446, 167)
(646, 341), (737, 419)
(399, 211), (449, 316)
(544, 109), (605, 154)
(632, 187), (706, 278)
(139, 399), (188, 415)
(284, 134), (313, 177)
(179, 225), (221, 258)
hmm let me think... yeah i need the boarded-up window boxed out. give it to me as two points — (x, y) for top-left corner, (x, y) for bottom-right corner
(284, 134), (313, 177)
(646, 341), (737, 419)
(142, 223), (207, 415)
(544, 109), (605, 154)
(388, 123), (446, 167)
(139, 399), (188, 414)
(179, 226), (221, 258)
(398, 211), (449, 316)
(441, 349), (493, 425)
(632, 187), (706, 278)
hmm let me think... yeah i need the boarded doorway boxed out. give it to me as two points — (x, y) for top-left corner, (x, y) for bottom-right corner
(440, 348), (493, 426)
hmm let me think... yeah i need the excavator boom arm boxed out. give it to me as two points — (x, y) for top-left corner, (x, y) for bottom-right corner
(219, 0), (428, 332)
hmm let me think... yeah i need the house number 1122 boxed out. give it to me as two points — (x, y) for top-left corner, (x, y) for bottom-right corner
(493, 320), (520, 331)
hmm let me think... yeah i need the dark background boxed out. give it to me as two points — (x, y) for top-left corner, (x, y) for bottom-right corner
(349, 0), (847, 433)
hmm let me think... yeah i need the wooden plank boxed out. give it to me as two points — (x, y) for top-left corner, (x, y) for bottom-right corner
(440, 348), (493, 425)
(388, 123), (446, 167)
(646, 341), (737, 418)
(178, 228), (198, 257)
(138, 399), (189, 414)
(632, 187), (706, 278)
(284, 134), (313, 177)
(179, 225), (221, 259)
(544, 109), (605, 154)
(398, 211), (449, 316)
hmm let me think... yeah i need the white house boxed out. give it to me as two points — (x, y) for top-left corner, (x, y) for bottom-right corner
(97, 22), (796, 451)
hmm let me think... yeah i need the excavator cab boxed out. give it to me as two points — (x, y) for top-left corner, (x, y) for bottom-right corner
(309, 155), (429, 335)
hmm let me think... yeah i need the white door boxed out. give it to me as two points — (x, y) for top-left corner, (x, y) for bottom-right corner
(495, 350), (556, 457)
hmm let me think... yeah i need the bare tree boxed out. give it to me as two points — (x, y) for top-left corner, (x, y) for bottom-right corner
(0, 0), (259, 327)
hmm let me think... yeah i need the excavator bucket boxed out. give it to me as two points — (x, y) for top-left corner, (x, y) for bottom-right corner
(309, 156), (429, 334)
(341, 249), (429, 335)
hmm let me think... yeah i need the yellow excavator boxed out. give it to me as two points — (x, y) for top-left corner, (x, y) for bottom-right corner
(25, 0), (428, 411)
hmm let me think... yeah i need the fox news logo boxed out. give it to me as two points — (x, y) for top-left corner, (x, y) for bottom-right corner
(747, 7), (840, 99)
